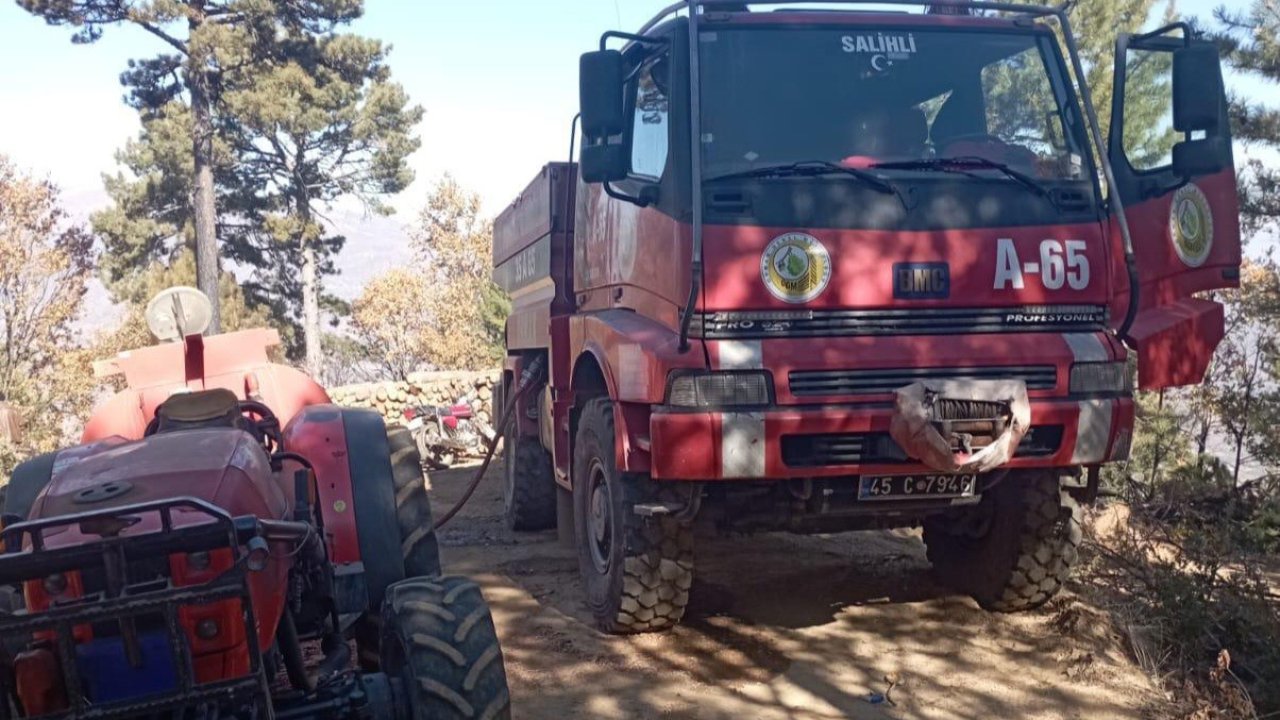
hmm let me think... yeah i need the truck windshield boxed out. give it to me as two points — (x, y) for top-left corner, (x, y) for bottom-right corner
(699, 27), (1089, 183)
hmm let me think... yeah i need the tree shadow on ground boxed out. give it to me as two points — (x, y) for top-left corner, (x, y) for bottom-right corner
(428, 463), (1157, 720)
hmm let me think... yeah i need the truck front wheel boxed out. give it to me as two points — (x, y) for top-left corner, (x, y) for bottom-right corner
(922, 470), (1081, 612)
(573, 397), (693, 633)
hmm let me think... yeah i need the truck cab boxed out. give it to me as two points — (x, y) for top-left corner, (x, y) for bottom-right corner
(494, 0), (1239, 633)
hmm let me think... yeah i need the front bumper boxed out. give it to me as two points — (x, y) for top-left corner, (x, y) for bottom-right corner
(648, 395), (1133, 480)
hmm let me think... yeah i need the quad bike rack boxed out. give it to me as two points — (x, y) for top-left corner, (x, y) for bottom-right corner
(0, 498), (303, 720)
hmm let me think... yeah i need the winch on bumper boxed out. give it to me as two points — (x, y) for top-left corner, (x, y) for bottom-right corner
(647, 386), (1133, 481)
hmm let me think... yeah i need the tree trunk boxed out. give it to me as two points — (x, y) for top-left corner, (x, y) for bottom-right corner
(302, 239), (321, 378)
(296, 177), (321, 378)
(188, 9), (220, 334)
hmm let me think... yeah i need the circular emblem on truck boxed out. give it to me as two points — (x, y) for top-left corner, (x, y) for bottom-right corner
(761, 232), (832, 303)
(1169, 183), (1213, 268)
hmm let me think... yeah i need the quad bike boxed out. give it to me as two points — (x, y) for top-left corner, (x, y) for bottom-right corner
(0, 288), (510, 720)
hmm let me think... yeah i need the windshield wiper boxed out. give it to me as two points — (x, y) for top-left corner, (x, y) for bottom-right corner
(706, 160), (906, 207)
(871, 156), (1054, 204)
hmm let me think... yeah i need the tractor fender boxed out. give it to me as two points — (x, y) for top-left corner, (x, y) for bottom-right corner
(282, 406), (404, 615)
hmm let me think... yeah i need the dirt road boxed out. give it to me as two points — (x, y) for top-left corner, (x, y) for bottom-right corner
(429, 462), (1162, 719)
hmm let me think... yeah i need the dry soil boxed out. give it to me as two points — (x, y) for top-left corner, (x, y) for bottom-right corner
(429, 462), (1164, 720)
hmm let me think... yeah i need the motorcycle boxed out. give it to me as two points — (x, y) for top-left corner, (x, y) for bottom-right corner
(403, 391), (495, 469)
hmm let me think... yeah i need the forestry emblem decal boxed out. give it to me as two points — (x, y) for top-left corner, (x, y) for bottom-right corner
(1169, 184), (1214, 268)
(761, 232), (832, 303)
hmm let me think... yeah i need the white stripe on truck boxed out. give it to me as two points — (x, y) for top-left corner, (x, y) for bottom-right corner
(722, 411), (766, 478)
(1072, 399), (1113, 464)
(717, 340), (762, 370)
(1064, 333), (1114, 464)
(1063, 333), (1109, 363)
(717, 341), (764, 478)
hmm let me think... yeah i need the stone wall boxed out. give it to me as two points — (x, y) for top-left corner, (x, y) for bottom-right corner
(327, 370), (500, 429)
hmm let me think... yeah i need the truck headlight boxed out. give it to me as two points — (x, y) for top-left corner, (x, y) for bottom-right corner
(667, 371), (772, 408)
(1069, 362), (1130, 394)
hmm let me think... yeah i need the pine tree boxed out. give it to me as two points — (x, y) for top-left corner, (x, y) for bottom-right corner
(19, 2), (420, 371)
(1212, 1), (1280, 239)
(15, 0), (360, 331)
(219, 30), (421, 375)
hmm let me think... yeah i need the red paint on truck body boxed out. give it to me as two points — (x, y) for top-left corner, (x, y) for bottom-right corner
(491, 11), (1241, 491)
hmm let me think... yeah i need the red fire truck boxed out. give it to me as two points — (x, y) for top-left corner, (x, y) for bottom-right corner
(493, 0), (1240, 633)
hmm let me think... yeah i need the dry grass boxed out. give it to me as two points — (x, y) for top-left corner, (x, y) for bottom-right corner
(1078, 503), (1279, 719)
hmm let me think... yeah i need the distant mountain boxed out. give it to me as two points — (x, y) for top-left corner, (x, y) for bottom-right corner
(325, 207), (414, 301)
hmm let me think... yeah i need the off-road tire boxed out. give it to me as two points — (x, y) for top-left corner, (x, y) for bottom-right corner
(4, 450), (58, 521)
(573, 397), (693, 633)
(380, 576), (511, 720)
(358, 427), (443, 670)
(388, 426), (442, 578)
(504, 433), (556, 531)
(923, 470), (1081, 612)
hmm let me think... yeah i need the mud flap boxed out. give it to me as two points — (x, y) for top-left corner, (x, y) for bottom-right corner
(889, 380), (1031, 473)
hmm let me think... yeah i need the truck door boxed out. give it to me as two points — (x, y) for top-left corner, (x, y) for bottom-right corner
(1107, 26), (1240, 390)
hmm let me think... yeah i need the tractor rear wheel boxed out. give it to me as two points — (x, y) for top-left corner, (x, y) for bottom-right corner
(387, 426), (442, 577)
(380, 575), (511, 720)
(357, 426), (442, 670)
(3, 450), (58, 521)
(923, 470), (1081, 612)
(573, 397), (693, 633)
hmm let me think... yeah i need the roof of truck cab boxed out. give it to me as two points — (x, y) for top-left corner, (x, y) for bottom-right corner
(642, 10), (1044, 36)
(708, 10), (1036, 29)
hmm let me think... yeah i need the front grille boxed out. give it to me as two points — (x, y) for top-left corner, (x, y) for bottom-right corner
(789, 366), (1057, 397)
(693, 305), (1107, 339)
(780, 426), (1064, 468)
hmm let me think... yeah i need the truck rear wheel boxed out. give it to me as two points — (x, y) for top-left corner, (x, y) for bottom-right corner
(573, 397), (693, 633)
(380, 575), (511, 720)
(504, 432), (556, 531)
(923, 470), (1081, 612)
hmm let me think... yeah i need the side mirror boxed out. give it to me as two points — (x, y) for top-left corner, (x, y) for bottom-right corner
(1172, 136), (1227, 177)
(580, 50), (626, 139)
(1172, 43), (1224, 134)
(580, 143), (629, 184)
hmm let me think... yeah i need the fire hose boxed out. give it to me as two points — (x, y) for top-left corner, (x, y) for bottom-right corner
(431, 356), (545, 530)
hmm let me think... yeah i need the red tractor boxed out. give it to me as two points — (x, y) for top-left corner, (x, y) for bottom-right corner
(495, 0), (1241, 632)
(0, 288), (510, 720)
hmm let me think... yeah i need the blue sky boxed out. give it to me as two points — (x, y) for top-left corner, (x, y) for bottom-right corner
(0, 0), (679, 216)
(0, 0), (1259, 296)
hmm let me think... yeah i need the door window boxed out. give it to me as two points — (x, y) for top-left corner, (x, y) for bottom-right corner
(630, 56), (670, 180)
(1119, 48), (1177, 172)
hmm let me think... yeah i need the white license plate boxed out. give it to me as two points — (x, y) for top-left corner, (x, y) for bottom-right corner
(858, 473), (978, 501)
(407, 417), (425, 431)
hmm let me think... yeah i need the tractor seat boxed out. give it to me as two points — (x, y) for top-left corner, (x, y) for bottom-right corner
(154, 388), (247, 435)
